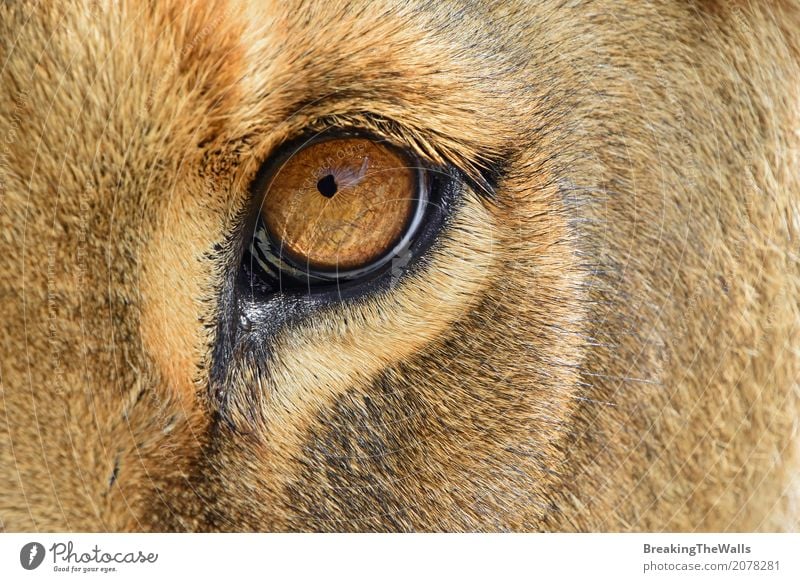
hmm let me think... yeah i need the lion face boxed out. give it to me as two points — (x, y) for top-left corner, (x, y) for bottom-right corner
(1, 0), (798, 532)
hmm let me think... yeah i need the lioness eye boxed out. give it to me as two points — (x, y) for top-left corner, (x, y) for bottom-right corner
(245, 135), (432, 290)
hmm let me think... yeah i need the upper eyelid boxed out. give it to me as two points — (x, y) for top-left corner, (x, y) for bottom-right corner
(289, 113), (502, 197)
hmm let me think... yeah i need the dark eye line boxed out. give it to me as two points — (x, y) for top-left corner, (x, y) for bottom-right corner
(216, 122), (474, 319)
(235, 124), (469, 304)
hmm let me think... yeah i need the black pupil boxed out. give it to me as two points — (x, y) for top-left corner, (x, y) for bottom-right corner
(317, 174), (338, 198)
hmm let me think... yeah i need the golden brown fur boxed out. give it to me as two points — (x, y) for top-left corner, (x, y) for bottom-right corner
(1, 0), (798, 531)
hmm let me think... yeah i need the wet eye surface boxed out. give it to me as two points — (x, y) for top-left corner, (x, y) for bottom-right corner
(240, 131), (453, 300)
(259, 137), (423, 278)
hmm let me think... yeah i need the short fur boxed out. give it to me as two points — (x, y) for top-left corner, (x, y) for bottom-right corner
(1, 0), (798, 531)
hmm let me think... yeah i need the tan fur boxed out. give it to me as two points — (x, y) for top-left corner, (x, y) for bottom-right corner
(1, 0), (798, 531)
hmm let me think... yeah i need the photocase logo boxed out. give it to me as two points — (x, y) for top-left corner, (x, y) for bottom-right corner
(19, 542), (46, 570)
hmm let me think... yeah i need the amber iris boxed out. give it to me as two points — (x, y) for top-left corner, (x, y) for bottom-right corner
(261, 138), (417, 272)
